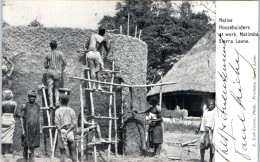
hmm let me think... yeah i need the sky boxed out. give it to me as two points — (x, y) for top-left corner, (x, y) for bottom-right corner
(3, 0), (215, 30)
(3, 0), (118, 29)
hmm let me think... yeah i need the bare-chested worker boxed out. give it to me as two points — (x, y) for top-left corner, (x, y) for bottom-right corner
(85, 28), (109, 90)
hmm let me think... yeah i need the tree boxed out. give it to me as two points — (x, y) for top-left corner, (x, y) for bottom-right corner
(99, 16), (116, 30)
(99, 0), (213, 84)
(28, 19), (43, 27)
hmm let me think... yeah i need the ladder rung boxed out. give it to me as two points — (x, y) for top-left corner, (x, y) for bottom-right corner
(85, 88), (114, 95)
(94, 116), (118, 120)
(102, 141), (117, 144)
(84, 67), (120, 74)
(40, 107), (50, 110)
(59, 88), (71, 92)
(39, 85), (47, 89)
(42, 126), (56, 129)
(87, 141), (116, 146)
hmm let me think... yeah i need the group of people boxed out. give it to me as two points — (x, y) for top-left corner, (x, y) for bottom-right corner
(1, 28), (109, 161)
(2, 26), (215, 162)
(137, 96), (216, 162)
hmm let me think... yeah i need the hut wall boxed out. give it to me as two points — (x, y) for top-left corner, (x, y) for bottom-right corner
(162, 93), (215, 117)
(2, 26), (148, 153)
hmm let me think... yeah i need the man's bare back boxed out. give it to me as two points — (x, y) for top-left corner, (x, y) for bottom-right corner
(88, 34), (105, 51)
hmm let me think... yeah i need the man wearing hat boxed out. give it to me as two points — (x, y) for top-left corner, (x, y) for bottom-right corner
(2, 89), (17, 156)
(54, 94), (77, 162)
(44, 40), (67, 108)
(18, 90), (42, 161)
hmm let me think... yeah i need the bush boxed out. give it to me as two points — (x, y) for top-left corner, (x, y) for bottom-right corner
(28, 19), (43, 27)
(161, 108), (188, 119)
(163, 121), (199, 133)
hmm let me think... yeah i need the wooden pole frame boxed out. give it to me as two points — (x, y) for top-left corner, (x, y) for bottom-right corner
(107, 61), (115, 162)
(113, 93), (118, 156)
(135, 26), (137, 38)
(69, 76), (176, 88)
(80, 67), (85, 161)
(42, 85), (54, 158)
(120, 25), (123, 35)
(87, 69), (97, 162)
(127, 13), (130, 36)
(139, 30), (142, 39)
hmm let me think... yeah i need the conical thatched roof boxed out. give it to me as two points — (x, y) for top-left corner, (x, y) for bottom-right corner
(147, 30), (215, 96)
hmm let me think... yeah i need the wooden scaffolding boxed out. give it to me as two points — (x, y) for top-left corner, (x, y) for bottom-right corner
(72, 66), (176, 161)
(40, 85), (70, 159)
(78, 60), (119, 162)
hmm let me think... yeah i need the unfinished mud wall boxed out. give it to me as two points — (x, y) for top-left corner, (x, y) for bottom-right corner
(2, 26), (148, 154)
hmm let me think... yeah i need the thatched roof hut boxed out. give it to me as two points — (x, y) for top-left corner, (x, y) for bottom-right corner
(147, 30), (215, 116)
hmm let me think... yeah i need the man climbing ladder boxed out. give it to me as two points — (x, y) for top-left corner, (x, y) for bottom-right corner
(44, 40), (67, 109)
(41, 40), (68, 158)
(84, 28), (109, 90)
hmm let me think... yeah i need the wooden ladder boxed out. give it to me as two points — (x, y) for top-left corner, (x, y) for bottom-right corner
(40, 85), (70, 159)
(80, 61), (119, 162)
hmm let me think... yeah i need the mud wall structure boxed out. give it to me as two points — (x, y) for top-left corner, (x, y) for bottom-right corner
(2, 26), (148, 154)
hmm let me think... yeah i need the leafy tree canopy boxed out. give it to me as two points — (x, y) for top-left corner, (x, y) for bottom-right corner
(99, 0), (214, 84)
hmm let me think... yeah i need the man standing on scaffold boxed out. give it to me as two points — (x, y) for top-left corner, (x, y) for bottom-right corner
(84, 28), (109, 91)
(44, 40), (67, 109)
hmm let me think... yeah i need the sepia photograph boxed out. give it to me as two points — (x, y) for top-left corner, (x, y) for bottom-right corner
(2, 0), (222, 162)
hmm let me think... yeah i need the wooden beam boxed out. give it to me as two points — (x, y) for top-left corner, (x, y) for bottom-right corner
(113, 94), (118, 156)
(127, 13), (130, 36)
(181, 139), (197, 147)
(80, 75), (84, 161)
(108, 61), (115, 162)
(69, 76), (176, 88)
(120, 25), (122, 34)
(134, 26), (137, 38)
(41, 85), (53, 158)
(139, 30), (142, 39)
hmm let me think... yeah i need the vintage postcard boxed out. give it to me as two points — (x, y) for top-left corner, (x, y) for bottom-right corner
(1, 0), (258, 162)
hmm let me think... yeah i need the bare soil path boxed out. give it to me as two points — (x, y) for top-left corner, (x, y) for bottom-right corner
(2, 131), (211, 162)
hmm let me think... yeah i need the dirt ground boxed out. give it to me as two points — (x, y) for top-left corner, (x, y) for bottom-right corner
(1, 131), (211, 162)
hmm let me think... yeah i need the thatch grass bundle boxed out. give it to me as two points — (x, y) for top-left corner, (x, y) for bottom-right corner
(148, 30), (216, 96)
